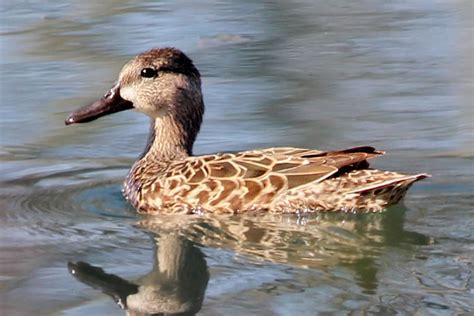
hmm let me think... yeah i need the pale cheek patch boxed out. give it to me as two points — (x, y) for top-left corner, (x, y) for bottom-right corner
(120, 86), (135, 103)
(141, 106), (167, 118)
(136, 93), (168, 118)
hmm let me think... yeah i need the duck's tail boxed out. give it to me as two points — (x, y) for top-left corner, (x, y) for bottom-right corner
(278, 170), (429, 213)
(343, 171), (430, 212)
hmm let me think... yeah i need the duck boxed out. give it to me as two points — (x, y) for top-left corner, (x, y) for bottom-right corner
(65, 47), (429, 214)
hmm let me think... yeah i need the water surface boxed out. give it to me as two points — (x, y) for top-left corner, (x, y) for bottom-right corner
(1, 0), (473, 314)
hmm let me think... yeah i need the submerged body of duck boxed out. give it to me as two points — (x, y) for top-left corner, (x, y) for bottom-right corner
(66, 48), (428, 214)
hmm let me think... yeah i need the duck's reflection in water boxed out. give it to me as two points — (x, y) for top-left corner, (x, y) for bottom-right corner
(69, 233), (209, 316)
(69, 206), (431, 313)
(137, 206), (431, 293)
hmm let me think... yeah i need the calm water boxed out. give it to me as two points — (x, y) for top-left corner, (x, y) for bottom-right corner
(1, 0), (473, 315)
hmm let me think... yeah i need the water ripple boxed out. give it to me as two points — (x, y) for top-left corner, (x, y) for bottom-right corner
(0, 161), (137, 251)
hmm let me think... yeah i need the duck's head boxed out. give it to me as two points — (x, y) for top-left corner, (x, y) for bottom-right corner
(65, 48), (202, 125)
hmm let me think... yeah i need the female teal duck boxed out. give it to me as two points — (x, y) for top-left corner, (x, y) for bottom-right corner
(66, 48), (428, 214)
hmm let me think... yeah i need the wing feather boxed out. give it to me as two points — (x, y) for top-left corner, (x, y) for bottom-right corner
(168, 146), (384, 203)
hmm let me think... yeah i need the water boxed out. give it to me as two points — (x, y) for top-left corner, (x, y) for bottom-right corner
(1, 0), (473, 314)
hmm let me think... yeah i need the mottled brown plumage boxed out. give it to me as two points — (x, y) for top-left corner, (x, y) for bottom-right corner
(66, 47), (429, 214)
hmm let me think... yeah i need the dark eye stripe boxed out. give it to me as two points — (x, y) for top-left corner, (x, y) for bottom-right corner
(140, 68), (157, 78)
(158, 66), (189, 76)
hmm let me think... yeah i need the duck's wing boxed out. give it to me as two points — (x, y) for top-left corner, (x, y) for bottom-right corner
(235, 146), (383, 189)
(164, 147), (383, 209)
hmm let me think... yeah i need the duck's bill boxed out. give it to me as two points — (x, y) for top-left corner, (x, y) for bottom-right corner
(68, 261), (138, 308)
(65, 84), (133, 125)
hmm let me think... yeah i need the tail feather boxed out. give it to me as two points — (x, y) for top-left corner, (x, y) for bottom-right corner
(346, 172), (430, 212)
(348, 173), (430, 194)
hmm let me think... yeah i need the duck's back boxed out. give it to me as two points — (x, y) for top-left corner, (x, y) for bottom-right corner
(124, 146), (428, 214)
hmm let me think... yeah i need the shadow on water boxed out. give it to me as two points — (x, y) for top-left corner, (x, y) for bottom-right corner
(68, 206), (431, 314)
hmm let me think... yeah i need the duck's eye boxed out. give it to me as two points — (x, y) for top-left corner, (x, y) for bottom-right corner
(140, 68), (157, 78)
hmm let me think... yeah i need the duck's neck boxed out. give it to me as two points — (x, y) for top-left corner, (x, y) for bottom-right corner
(139, 102), (203, 163)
